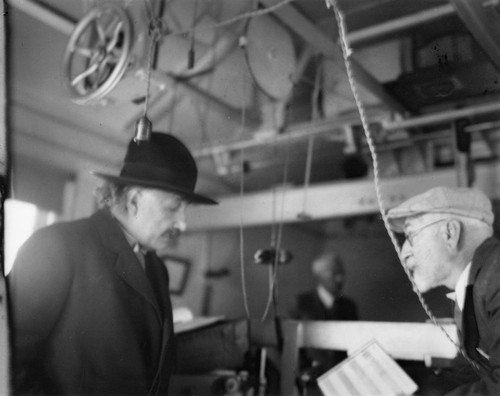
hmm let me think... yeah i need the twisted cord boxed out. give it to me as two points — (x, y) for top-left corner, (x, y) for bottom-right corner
(261, 135), (291, 322)
(239, 74), (251, 319)
(172, 0), (295, 36)
(328, 0), (476, 368)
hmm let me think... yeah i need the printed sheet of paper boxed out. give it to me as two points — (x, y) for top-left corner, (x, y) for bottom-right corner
(317, 340), (418, 396)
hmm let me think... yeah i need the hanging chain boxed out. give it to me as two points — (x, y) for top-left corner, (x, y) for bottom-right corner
(143, 1), (164, 118)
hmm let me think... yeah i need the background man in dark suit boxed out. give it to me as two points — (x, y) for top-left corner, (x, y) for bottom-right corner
(388, 186), (500, 395)
(291, 251), (358, 389)
(7, 132), (216, 395)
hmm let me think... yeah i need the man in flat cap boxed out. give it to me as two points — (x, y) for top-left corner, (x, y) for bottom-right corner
(387, 186), (499, 395)
(8, 133), (216, 395)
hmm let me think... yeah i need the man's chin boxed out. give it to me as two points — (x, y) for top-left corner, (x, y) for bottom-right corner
(413, 278), (431, 293)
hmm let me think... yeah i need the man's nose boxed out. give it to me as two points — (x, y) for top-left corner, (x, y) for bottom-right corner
(173, 205), (187, 232)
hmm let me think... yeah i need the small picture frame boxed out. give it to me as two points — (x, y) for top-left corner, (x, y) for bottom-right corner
(162, 255), (191, 295)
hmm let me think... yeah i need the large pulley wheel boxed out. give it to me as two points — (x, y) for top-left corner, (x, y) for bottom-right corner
(63, 4), (132, 104)
(245, 14), (296, 101)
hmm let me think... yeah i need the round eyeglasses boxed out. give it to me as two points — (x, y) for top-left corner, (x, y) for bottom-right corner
(405, 219), (448, 247)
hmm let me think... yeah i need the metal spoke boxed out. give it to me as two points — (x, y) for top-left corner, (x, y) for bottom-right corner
(70, 62), (98, 87)
(103, 14), (120, 36)
(74, 46), (94, 58)
(106, 21), (123, 52)
(94, 18), (106, 45)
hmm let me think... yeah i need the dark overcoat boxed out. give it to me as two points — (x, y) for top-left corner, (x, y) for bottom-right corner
(8, 209), (175, 395)
(444, 237), (500, 395)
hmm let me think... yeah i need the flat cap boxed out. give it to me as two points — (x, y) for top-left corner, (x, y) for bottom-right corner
(387, 186), (493, 233)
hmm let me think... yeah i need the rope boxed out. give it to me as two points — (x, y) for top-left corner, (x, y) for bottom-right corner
(261, 135), (291, 322)
(328, 0), (480, 372)
(171, 0), (295, 36)
(300, 60), (323, 218)
(239, 72), (251, 319)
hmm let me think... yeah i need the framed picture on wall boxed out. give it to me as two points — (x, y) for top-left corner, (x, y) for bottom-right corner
(162, 255), (191, 295)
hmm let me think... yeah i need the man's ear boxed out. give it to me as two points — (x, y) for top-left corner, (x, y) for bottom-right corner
(126, 188), (141, 216)
(444, 219), (462, 249)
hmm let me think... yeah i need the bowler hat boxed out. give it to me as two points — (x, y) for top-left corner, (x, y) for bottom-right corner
(93, 132), (217, 205)
(387, 186), (493, 233)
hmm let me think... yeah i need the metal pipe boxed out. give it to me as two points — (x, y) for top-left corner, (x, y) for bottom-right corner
(383, 101), (500, 131)
(346, 4), (455, 45)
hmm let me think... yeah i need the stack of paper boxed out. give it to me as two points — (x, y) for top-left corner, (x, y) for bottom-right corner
(317, 340), (418, 396)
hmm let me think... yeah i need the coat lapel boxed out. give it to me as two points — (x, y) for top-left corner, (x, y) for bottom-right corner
(90, 210), (163, 323)
(462, 238), (497, 372)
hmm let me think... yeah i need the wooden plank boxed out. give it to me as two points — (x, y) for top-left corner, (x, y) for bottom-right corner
(279, 320), (458, 396)
(0, 1), (9, 393)
(296, 320), (458, 360)
(187, 161), (500, 230)
(280, 321), (302, 396)
(451, 0), (500, 71)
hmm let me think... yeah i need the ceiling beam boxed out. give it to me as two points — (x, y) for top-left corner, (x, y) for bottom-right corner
(260, 0), (407, 115)
(450, 0), (500, 71)
(187, 161), (500, 230)
(10, 103), (124, 169)
(193, 100), (500, 157)
(7, 0), (75, 35)
(192, 107), (385, 157)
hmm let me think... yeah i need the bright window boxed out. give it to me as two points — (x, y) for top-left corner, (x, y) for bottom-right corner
(4, 199), (58, 275)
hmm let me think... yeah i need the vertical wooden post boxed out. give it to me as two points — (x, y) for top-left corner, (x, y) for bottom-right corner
(280, 321), (302, 396)
(0, 1), (10, 393)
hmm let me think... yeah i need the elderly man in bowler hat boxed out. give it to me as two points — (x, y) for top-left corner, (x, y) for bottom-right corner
(8, 132), (216, 395)
(387, 186), (500, 395)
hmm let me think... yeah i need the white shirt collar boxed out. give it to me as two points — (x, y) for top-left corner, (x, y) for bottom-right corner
(317, 285), (335, 309)
(453, 262), (472, 311)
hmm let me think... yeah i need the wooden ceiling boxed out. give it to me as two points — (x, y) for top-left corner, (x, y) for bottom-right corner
(6, 0), (500, 205)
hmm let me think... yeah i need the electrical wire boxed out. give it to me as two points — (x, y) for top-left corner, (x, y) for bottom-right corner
(171, 0), (296, 36)
(239, 70), (251, 319)
(261, 136), (291, 322)
(328, 0), (481, 372)
(300, 59), (323, 218)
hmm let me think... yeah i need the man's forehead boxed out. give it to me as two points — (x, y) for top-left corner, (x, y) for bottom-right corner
(403, 213), (448, 231)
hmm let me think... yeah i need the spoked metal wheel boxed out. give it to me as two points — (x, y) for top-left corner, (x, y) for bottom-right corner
(63, 4), (132, 104)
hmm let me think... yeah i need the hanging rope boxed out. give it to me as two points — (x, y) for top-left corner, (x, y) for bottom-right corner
(239, 70), (251, 319)
(299, 59), (323, 220)
(173, 0), (295, 36)
(261, 135), (291, 322)
(327, 0), (480, 371)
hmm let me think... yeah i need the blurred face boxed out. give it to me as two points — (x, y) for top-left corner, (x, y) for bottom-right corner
(127, 188), (188, 252)
(402, 216), (455, 292)
(316, 258), (345, 297)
